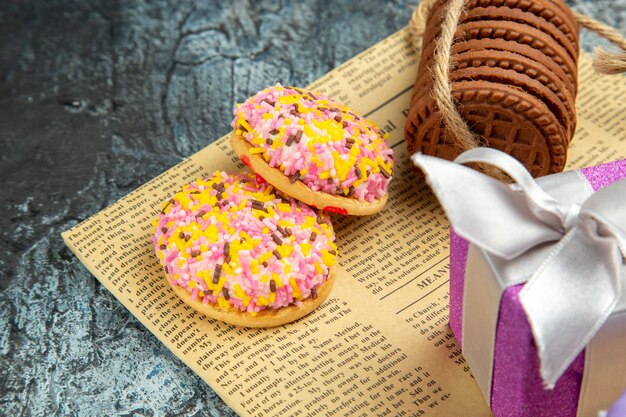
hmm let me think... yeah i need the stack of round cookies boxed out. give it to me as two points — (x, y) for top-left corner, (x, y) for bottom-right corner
(404, 0), (579, 177)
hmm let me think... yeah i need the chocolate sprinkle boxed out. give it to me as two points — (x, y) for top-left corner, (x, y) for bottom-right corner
(354, 165), (362, 179)
(222, 287), (230, 300)
(378, 164), (391, 179)
(286, 134), (296, 146)
(284, 227), (292, 237)
(270, 280), (277, 292)
(266, 138), (273, 145)
(328, 249), (337, 255)
(179, 232), (185, 239)
(253, 205), (268, 213)
(273, 249), (282, 260)
(212, 183), (225, 192)
(212, 264), (222, 284)
(311, 287), (318, 299)
(269, 128), (279, 135)
(161, 227), (168, 234)
(294, 130), (303, 143)
(262, 261), (268, 267)
(327, 178), (334, 184)
(224, 242), (230, 258)
(164, 266), (169, 274)
(276, 225), (286, 236)
(184, 234), (191, 242)
(159, 244), (166, 250)
(190, 249), (200, 258)
(162, 199), (173, 213)
(342, 121), (348, 128)
(197, 210), (206, 218)
(251, 200), (268, 212)
(272, 233), (283, 245)
(290, 171), (301, 183)
(310, 231), (317, 241)
(334, 115), (342, 122)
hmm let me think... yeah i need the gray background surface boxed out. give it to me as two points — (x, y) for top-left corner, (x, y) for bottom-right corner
(1, 1), (624, 415)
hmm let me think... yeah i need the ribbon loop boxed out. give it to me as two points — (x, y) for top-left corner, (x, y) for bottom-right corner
(411, 149), (563, 260)
(454, 148), (570, 233)
(412, 149), (626, 387)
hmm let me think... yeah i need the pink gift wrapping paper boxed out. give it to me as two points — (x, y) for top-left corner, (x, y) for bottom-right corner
(448, 159), (626, 417)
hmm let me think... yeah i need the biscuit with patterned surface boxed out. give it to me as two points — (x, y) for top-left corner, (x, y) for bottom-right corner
(405, 81), (568, 176)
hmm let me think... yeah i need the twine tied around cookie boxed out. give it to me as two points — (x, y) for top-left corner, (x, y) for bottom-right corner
(408, 0), (626, 171)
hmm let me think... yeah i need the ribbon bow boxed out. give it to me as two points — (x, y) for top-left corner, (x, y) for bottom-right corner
(412, 148), (626, 388)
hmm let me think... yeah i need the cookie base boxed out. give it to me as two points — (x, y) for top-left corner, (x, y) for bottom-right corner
(230, 132), (388, 216)
(165, 269), (336, 328)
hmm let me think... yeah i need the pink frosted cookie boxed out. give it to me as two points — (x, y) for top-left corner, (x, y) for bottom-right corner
(152, 171), (337, 328)
(230, 84), (395, 215)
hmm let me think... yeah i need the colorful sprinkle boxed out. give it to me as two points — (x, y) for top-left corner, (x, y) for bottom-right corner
(271, 233), (283, 245)
(212, 264), (222, 284)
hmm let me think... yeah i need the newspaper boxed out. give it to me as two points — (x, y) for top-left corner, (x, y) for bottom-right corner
(62, 27), (626, 417)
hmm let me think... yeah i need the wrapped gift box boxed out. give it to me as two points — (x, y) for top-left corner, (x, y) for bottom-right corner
(412, 149), (626, 417)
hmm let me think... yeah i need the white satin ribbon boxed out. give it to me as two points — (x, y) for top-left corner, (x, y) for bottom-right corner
(411, 148), (626, 388)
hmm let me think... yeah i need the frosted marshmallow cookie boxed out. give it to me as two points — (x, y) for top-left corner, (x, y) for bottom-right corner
(230, 85), (395, 215)
(153, 171), (337, 328)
